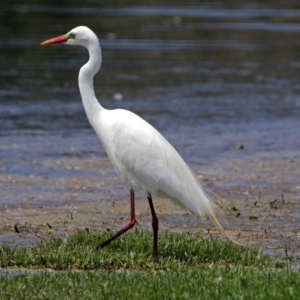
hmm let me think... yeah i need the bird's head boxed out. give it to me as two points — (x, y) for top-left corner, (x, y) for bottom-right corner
(41, 26), (96, 47)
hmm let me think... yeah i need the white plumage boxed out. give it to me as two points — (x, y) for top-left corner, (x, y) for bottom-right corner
(99, 108), (215, 216)
(41, 26), (226, 258)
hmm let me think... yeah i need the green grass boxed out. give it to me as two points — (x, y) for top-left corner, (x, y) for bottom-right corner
(0, 231), (273, 271)
(0, 231), (299, 299)
(1, 268), (300, 300)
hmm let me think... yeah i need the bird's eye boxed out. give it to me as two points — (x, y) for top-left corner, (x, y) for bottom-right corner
(68, 33), (76, 39)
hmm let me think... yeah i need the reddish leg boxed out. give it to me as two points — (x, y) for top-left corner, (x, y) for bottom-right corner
(147, 193), (159, 259)
(96, 189), (136, 250)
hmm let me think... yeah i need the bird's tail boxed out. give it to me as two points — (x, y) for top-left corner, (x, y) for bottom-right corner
(173, 167), (241, 245)
(191, 180), (242, 245)
(155, 134), (242, 244)
(205, 206), (242, 245)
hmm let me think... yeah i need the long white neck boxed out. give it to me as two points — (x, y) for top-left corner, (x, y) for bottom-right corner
(78, 36), (103, 124)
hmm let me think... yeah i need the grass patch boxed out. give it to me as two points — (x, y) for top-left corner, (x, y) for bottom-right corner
(0, 231), (299, 299)
(0, 231), (274, 271)
(1, 269), (300, 299)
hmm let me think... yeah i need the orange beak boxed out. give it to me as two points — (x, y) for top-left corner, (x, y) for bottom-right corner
(40, 35), (68, 46)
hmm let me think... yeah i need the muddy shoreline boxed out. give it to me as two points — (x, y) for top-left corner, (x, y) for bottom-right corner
(1, 156), (299, 262)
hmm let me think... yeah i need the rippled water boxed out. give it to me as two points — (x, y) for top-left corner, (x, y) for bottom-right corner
(2, 8), (300, 146)
(0, 1), (300, 209)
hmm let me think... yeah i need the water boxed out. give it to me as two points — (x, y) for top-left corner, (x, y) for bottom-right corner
(0, 1), (300, 258)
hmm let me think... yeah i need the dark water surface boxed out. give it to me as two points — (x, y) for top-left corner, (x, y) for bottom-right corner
(0, 1), (300, 256)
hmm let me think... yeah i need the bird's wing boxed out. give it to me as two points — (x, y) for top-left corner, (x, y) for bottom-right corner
(99, 109), (215, 219)
(110, 115), (163, 192)
(107, 110), (190, 199)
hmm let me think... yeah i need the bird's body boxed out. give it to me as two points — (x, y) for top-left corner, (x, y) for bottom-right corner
(94, 107), (214, 218)
(41, 26), (226, 258)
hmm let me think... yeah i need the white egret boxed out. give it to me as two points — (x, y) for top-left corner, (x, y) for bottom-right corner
(41, 26), (229, 258)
